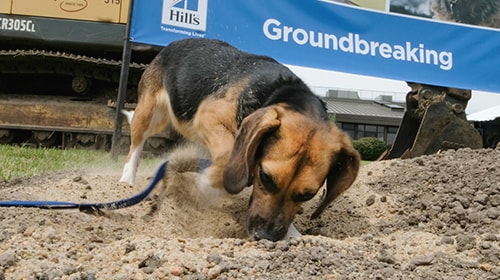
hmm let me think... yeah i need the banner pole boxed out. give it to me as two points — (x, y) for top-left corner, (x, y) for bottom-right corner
(111, 0), (135, 161)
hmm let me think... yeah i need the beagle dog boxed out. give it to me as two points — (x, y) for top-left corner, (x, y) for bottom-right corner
(120, 38), (360, 241)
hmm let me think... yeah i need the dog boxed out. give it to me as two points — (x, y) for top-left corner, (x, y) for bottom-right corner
(120, 38), (360, 241)
(431, 0), (500, 28)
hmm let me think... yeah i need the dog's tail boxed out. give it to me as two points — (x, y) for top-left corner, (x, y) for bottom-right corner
(121, 109), (135, 125)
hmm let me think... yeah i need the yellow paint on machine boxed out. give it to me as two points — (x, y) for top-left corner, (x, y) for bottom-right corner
(10, 0), (126, 23)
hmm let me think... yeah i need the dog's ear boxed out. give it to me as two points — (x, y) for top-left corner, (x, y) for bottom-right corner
(311, 132), (360, 219)
(223, 108), (281, 194)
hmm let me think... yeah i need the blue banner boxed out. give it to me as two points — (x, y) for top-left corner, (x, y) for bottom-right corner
(130, 0), (500, 93)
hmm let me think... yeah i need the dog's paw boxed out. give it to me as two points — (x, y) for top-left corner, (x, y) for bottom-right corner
(119, 175), (135, 187)
(119, 163), (136, 186)
(119, 169), (135, 186)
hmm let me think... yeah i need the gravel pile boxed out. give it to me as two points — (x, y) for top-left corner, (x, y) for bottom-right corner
(0, 147), (498, 279)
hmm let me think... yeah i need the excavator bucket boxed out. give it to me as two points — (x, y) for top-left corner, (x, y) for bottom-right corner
(381, 83), (483, 160)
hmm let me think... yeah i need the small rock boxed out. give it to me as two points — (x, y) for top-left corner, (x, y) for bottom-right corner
(486, 208), (499, 219)
(410, 254), (434, 266)
(207, 253), (222, 265)
(479, 263), (493, 272)
(366, 194), (376, 206)
(479, 242), (492, 250)
(473, 193), (489, 205)
(207, 265), (222, 279)
(125, 243), (136, 254)
(456, 234), (476, 252)
(275, 240), (289, 251)
(257, 239), (275, 250)
(377, 249), (396, 264)
(23, 226), (36, 237)
(0, 251), (17, 268)
(414, 158), (425, 166)
(490, 194), (500, 206)
(138, 254), (161, 270)
(483, 234), (498, 242)
(437, 236), (454, 245)
(169, 265), (185, 276)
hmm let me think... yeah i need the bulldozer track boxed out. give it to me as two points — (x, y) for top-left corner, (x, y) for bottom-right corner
(0, 49), (146, 84)
(0, 49), (176, 153)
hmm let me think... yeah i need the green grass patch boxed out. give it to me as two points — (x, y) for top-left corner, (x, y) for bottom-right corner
(0, 145), (116, 181)
(361, 160), (372, 166)
(0, 144), (374, 182)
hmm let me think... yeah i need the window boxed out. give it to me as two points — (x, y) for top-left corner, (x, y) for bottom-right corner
(358, 124), (381, 139)
(386, 127), (398, 145)
(341, 123), (355, 139)
(340, 122), (399, 145)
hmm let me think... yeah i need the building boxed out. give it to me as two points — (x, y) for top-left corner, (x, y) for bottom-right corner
(320, 89), (406, 145)
(320, 88), (500, 149)
(468, 105), (500, 148)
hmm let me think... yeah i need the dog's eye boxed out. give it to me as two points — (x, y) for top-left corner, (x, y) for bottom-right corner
(259, 167), (278, 194)
(292, 191), (316, 203)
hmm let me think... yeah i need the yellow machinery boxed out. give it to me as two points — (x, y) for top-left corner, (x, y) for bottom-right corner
(0, 0), (174, 151)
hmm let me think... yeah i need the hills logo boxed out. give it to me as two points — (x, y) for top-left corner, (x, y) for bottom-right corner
(162, 0), (208, 32)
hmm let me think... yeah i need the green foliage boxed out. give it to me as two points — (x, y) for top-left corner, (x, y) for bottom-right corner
(352, 137), (387, 161)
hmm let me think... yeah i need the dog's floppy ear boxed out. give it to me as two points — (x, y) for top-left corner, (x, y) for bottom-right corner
(223, 108), (281, 194)
(311, 133), (360, 219)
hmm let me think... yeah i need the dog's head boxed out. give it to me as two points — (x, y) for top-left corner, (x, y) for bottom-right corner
(223, 105), (360, 241)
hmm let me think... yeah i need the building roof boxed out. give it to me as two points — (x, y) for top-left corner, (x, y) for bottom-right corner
(467, 105), (500, 122)
(322, 97), (405, 126)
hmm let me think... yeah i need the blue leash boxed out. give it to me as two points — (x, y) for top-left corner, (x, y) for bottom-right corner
(0, 159), (211, 213)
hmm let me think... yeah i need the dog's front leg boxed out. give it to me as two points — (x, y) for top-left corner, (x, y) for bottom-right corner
(193, 96), (239, 197)
(198, 137), (234, 198)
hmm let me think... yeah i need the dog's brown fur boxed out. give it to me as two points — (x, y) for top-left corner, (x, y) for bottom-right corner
(121, 38), (360, 241)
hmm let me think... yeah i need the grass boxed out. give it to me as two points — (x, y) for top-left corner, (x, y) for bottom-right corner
(0, 144), (374, 181)
(361, 160), (372, 166)
(0, 145), (117, 181)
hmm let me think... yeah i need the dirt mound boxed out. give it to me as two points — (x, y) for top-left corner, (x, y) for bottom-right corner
(0, 147), (498, 279)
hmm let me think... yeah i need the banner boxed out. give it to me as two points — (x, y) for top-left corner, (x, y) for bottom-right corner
(130, 0), (500, 93)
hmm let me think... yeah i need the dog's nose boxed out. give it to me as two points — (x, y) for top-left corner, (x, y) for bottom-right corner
(254, 226), (287, 242)
(254, 230), (275, 241)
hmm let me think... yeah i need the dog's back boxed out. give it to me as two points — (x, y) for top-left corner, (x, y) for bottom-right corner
(153, 38), (327, 126)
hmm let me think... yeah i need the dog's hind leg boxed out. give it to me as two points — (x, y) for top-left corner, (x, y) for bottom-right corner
(120, 91), (169, 186)
(120, 60), (168, 186)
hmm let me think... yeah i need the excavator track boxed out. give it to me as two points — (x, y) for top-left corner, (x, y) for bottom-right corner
(0, 49), (145, 95)
(0, 50), (175, 153)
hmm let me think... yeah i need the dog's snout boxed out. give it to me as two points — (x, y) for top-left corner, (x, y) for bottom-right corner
(253, 226), (287, 242)
(249, 216), (288, 241)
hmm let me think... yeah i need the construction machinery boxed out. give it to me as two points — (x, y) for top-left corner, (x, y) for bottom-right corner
(0, 2), (487, 156)
(380, 82), (483, 160)
(0, 0), (175, 152)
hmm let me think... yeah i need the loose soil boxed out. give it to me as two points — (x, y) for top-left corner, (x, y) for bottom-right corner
(1, 147), (499, 279)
